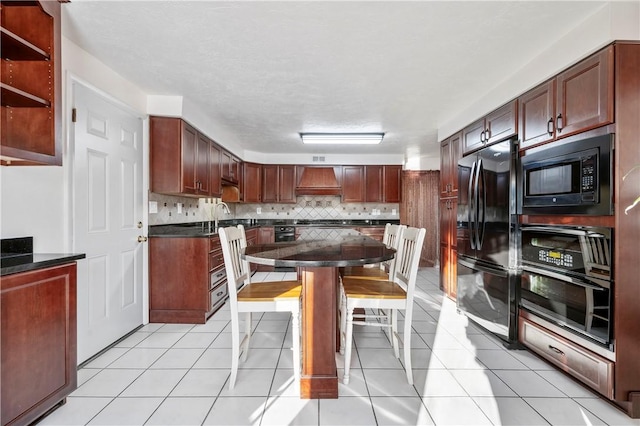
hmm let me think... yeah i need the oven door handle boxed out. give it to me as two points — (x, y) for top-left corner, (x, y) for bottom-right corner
(522, 265), (609, 290)
(521, 226), (607, 239)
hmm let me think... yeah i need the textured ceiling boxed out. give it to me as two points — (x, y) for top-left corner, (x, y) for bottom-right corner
(62, 1), (606, 159)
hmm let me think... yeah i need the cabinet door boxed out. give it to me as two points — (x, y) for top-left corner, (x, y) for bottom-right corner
(556, 46), (613, 139)
(1, 264), (77, 426)
(221, 150), (232, 182)
(365, 165), (383, 202)
(462, 118), (486, 155)
(440, 133), (461, 197)
(209, 143), (222, 197)
(231, 156), (241, 184)
(486, 100), (517, 144)
(243, 162), (261, 203)
(258, 226), (275, 243)
(278, 165), (296, 203)
(342, 165), (365, 202)
(519, 80), (555, 149)
(196, 133), (210, 195)
(262, 164), (279, 203)
(383, 165), (402, 203)
(181, 122), (198, 194)
(439, 198), (457, 299)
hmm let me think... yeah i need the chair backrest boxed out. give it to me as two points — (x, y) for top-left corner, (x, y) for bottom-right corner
(391, 226), (426, 315)
(381, 224), (407, 275)
(218, 226), (250, 305)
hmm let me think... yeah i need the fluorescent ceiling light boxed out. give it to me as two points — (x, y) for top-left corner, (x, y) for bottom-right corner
(300, 133), (384, 145)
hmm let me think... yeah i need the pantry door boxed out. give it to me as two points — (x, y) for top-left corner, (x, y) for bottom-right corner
(72, 82), (145, 363)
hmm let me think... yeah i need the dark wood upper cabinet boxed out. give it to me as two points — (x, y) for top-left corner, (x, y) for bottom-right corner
(383, 165), (402, 203)
(520, 45), (613, 150)
(462, 100), (517, 155)
(242, 162), (261, 203)
(519, 80), (555, 149)
(278, 165), (296, 203)
(262, 164), (279, 203)
(221, 150), (241, 185)
(342, 165), (365, 203)
(1, 1), (62, 165)
(195, 133), (210, 195)
(556, 47), (614, 138)
(365, 165), (384, 202)
(209, 142), (222, 198)
(261, 164), (296, 203)
(150, 117), (211, 197)
(440, 132), (461, 197)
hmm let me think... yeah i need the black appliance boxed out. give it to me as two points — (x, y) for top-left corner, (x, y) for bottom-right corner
(520, 225), (613, 351)
(456, 139), (520, 344)
(274, 226), (295, 271)
(518, 133), (613, 215)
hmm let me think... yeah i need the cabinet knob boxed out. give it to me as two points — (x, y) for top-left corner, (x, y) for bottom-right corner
(556, 114), (563, 132)
(480, 130), (485, 143)
(547, 117), (555, 136)
(137, 236), (148, 243)
(485, 127), (491, 140)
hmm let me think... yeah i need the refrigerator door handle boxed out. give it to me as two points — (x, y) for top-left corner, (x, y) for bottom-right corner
(477, 158), (486, 250)
(468, 160), (477, 250)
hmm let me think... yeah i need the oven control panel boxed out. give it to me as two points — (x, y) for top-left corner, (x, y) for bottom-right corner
(537, 249), (574, 268)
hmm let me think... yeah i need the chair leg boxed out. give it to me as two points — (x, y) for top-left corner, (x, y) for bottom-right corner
(229, 316), (240, 390)
(240, 312), (251, 362)
(343, 307), (354, 385)
(391, 309), (400, 359)
(403, 317), (413, 385)
(339, 288), (347, 355)
(291, 310), (301, 380)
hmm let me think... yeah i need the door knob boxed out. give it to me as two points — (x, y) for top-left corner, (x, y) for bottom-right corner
(137, 236), (148, 243)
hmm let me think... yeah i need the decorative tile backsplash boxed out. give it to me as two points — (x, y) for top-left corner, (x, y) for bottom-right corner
(149, 193), (399, 225)
(236, 196), (399, 221)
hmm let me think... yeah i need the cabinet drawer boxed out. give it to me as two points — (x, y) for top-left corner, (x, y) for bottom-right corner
(210, 266), (227, 290)
(209, 248), (224, 269)
(210, 282), (227, 311)
(209, 236), (221, 251)
(519, 318), (613, 398)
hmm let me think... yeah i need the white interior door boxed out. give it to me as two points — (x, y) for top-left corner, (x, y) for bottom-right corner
(72, 82), (145, 363)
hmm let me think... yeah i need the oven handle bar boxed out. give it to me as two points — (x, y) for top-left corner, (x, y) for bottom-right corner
(522, 265), (609, 290)
(521, 226), (606, 238)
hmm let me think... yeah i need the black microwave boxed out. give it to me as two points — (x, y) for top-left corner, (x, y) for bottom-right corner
(518, 134), (613, 215)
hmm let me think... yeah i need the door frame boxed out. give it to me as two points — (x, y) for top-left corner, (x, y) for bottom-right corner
(64, 74), (150, 326)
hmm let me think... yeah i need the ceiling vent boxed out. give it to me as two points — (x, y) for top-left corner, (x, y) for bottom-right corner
(312, 156), (326, 162)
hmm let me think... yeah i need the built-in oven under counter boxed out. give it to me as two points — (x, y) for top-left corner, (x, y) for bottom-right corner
(518, 224), (615, 399)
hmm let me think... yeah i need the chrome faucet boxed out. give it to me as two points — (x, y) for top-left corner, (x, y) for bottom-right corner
(213, 201), (231, 231)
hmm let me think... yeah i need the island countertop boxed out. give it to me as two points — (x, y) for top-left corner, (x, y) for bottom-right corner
(243, 228), (395, 268)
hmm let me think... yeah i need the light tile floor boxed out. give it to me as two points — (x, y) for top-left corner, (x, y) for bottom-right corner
(38, 268), (638, 426)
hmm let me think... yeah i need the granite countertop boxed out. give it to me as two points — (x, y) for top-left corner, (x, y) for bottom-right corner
(149, 219), (399, 238)
(1, 236), (86, 276)
(1, 253), (87, 276)
(243, 228), (396, 268)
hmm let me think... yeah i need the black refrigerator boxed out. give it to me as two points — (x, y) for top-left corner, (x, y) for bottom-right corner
(456, 138), (519, 345)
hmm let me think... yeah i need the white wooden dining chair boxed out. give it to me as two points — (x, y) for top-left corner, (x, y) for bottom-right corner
(218, 226), (302, 389)
(341, 223), (407, 281)
(339, 226), (426, 385)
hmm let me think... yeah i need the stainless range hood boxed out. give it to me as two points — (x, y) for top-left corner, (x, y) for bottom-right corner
(295, 166), (342, 196)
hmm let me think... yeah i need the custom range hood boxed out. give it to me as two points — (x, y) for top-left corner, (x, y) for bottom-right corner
(295, 165), (342, 196)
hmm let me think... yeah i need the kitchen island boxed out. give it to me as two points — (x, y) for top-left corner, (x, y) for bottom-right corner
(243, 228), (395, 398)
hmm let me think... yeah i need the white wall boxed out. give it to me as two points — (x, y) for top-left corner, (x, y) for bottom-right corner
(438, 1), (640, 141)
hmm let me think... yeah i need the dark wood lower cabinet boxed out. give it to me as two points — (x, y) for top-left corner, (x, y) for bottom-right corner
(1, 264), (77, 426)
(149, 236), (226, 324)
